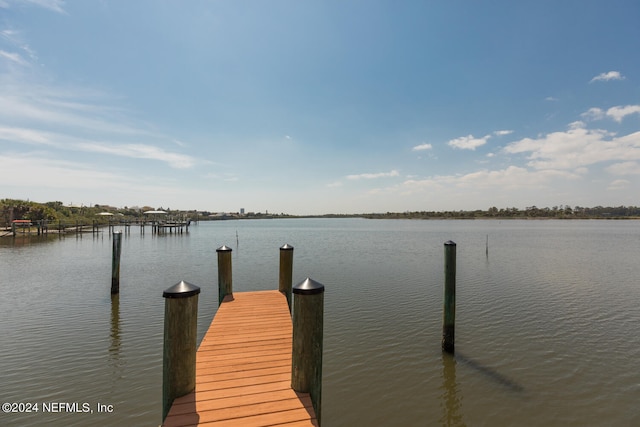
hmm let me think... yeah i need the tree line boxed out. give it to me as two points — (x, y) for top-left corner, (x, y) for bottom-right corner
(362, 205), (640, 219)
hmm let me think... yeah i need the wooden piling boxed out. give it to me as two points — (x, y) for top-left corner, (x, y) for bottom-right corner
(216, 245), (233, 305)
(292, 277), (324, 425)
(442, 240), (456, 354)
(162, 281), (200, 422)
(279, 243), (294, 312)
(111, 232), (122, 294)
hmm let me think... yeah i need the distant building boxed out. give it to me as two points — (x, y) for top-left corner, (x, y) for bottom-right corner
(240, 208), (245, 215)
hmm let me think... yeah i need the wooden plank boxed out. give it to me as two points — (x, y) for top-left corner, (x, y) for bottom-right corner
(162, 290), (317, 427)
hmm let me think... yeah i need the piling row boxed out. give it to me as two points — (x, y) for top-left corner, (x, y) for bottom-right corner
(162, 243), (323, 426)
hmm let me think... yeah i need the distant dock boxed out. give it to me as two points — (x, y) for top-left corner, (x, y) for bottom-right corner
(0, 218), (191, 237)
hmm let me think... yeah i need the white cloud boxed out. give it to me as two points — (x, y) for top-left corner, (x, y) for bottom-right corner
(347, 170), (400, 180)
(327, 181), (343, 188)
(545, 96), (558, 102)
(605, 161), (640, 175)
(493, 130), (513, 136)
(581, 105), (640, 123)
(606, 105), (640, 123)
(412, 142), (432, 151)
(447, 134), (490, 150)
(504, 121), (640, 170)
(590, 71), (625, 83)
(581, 107), (605, 121)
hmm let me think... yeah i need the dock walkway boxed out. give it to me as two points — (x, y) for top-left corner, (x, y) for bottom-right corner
(163, 290), (318, 426)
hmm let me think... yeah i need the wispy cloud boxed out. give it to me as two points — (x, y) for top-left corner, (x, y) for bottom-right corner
(75, 142), (197, 169)
(590, 71), (625, 83)
(412, 142), (432, 151)
(0, 152), (198, 208)
(493, 130), (513, 136)
(607, 179), (630, 190)
(455, 166), (581, 189)
(373, 166), (583, 199)
(347, 170), (400, 180)
(0, 59), (204, 170)
(0, 126), (55, 145)
(11, 0), (67, 15)
(545, 96), (558, 102)
(0, 87), (153, 137)
(0, 125), (198, 168)
(0, 153), (135, 190)
(0, 49), (27, 66)
(447, 134), (490, 150)
(1, 28), (38, 65)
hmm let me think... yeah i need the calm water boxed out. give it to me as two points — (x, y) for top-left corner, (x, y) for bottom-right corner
(1, 219), (639, 426)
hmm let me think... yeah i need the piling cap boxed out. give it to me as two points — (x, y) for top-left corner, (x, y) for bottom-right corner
(293, 277), (325, 295)
(280, 243), (294, 250)
(216, 245), (232, 252)
(163, 280), (201, 298)
(444, 240), (456, 246)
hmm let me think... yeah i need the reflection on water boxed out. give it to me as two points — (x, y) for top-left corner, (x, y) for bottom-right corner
(109, 294), (121, 363)
(441, 353), (465, 427)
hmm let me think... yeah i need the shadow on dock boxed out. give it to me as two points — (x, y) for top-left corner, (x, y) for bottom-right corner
(163, 392), (199, 426)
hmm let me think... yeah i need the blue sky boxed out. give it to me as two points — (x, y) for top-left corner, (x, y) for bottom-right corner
(1, 0), (639, 214)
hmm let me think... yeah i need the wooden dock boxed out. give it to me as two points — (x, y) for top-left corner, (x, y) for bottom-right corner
(162, 290), (318, 426)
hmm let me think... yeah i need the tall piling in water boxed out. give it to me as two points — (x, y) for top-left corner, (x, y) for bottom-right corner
(279, 244), (294, 312)
(442, 240), (456, 354)
(217, 245), (233, 305)
(111, 231), (122, 294)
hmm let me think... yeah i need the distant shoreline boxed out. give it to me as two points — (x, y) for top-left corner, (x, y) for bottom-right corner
(295, 215), (640, 220)
(3, 199), (640, 225)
